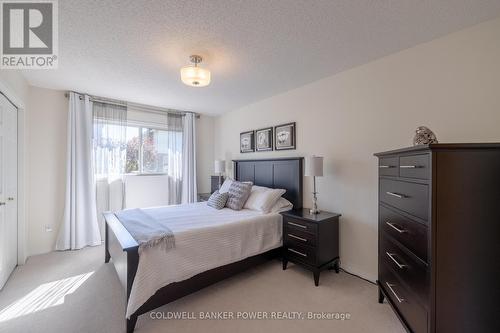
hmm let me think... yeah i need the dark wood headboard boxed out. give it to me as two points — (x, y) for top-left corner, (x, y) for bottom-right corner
(233, 157), (303, 209)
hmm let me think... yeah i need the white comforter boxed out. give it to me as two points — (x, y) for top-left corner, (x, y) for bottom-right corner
(125, 202), (283, 317)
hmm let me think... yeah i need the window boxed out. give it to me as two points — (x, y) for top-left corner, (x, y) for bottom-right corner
(125, 125), (182, 174)
(142, 128), (167, 173)
(125, 126), (139, 173)
(93, 105), (184, 178)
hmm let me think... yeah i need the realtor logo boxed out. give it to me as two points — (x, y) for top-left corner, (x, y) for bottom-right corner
(1, 0), (58, 69)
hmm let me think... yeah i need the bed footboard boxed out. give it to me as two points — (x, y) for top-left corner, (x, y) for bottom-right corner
(104, 212), (139, 333)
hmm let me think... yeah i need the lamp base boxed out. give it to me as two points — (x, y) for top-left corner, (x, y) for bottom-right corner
(310, 191), (320, 215)
(309, 208), (321, 215)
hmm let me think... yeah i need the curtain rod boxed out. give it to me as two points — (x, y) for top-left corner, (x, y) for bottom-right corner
(64, 91), (200, 118)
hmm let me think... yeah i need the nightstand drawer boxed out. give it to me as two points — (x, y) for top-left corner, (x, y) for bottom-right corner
(286, 243), (316, 266)
(281, 209), (341, 287)
(285, 228), (316, 247)
(197, 193), (211, 202)
(285, 217), (317, 234)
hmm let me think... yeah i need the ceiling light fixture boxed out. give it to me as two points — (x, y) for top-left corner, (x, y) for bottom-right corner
(180, 55), (211, 87)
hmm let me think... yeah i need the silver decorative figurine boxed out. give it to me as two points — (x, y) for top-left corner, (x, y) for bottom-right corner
(413, 126), (438, 146)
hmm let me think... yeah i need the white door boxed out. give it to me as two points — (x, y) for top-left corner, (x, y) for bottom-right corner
(0, 93), (18, 290)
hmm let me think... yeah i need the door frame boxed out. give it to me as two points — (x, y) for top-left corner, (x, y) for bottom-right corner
(0, 79), (27, 265)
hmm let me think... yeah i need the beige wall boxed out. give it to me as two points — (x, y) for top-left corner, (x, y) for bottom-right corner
(0, 76), (68, 258)
(0, 71), (29, 104)
(214, 17), (500, 280)
(26, 87), (68, 256)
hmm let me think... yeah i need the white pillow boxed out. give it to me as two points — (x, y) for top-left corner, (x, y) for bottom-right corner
(244, 185), (286, 213)
(270, 197), (293, 213)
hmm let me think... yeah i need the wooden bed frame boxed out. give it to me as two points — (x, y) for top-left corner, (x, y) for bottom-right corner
(104, 157), (303, 332)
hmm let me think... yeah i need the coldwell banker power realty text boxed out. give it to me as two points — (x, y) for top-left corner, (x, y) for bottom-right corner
(1, 0), (58, 69)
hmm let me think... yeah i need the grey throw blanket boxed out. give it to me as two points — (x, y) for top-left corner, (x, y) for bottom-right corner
(115, 209), (175, 254)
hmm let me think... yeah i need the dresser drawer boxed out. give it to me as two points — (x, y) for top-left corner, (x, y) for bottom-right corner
(381, 235), (429, 304)
(284, 217), (317, 234)
(284, 228), (316, 247)
(286, 243), (316, 266)
(380, 205), (428, 261)
(379, 265), (428, 333)
(379, 157), (399, 176)
(399, 154), (430, 180)
(380, 179), (429, 221)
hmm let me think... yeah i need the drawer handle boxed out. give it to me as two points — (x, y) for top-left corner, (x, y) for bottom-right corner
(288, 221), (307, 229)
(385, 282), (405, 303)
(288, 234), (307, 242)
(386, 191), (405, 199)
(288, 248), (307, 257)
(400, 165), (421, 169)
(386, 252), (407, 269)
(385, 221), (406, 233)
(379, 165), (396, 169)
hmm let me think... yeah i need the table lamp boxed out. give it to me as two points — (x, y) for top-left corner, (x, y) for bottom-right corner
(304, 156), (323, 214)
(214, 160), (226, 189)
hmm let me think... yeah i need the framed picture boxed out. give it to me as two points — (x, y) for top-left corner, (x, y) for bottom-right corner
(255, 127), (273, 151)
(240, 130), (255, 153)
(274, 122), (296, 150)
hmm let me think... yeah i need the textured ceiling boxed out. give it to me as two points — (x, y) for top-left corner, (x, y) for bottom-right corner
(22, 0), (500, 115)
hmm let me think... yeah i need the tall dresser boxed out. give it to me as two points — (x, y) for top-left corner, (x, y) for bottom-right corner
(375, 144), (500, 333)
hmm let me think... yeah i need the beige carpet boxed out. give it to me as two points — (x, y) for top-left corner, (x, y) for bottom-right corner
(0, 245), (404, 333)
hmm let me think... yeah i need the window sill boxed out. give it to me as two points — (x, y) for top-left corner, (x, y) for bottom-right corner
(95, 173), (168, 181)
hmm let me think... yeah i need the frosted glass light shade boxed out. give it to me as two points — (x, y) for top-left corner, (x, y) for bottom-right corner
(305, 156), (323, 177)
(181, 65), (211, 87)
(214, 160), (225, 174)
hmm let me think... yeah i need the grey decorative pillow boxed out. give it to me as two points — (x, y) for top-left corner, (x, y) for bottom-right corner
(226, 181), (252, 210)
(207, 190), (229, 210)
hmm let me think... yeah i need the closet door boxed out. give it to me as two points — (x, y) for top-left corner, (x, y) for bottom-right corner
(0, 93), (18, 290)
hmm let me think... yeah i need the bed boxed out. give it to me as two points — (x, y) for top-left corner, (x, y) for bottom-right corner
(104, 157), (303, 332)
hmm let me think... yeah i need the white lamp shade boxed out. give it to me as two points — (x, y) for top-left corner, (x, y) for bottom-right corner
(181, 65), (211, 87)
(304, 156), (323, 177)
(214, 160), (225, 174)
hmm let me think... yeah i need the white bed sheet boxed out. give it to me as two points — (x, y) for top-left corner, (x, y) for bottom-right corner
(125, 202), (283, 317)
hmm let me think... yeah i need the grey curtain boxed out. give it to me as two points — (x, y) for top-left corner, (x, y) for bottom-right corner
(93, 102), (128, 177)
(93, 101), (127, 236)
(165, 113), (184, 204)
(181, 113), (197, 203)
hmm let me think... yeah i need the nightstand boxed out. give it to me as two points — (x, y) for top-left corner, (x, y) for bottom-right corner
(197, 193), (212, 202)
(281, 209), (341, 286)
